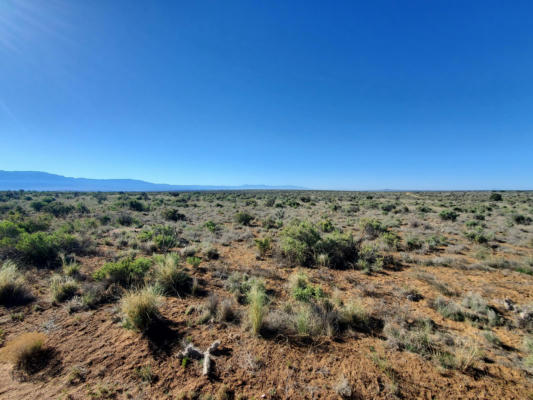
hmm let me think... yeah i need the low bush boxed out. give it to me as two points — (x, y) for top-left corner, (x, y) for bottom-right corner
(226, 272), (261, 302)
(93, 257), (152, 287)
(162, 208), (186, 222)
(512, 214), (532, 225)
(140, 225), (178, 252)
(319, 219), (334, 233)
(356, 244), (384, 274)
(489, 193), (503, 201)
(406, 236), (423, 251)
(288, 271), (324, 302)
(280, 220), (321, 267)
(43, 201), (74, 217)
(128, 199), (146, 212)
(203, 245), (219, 260)
(254, 237), (271, 257)
(381, 231), (401, 249)
(117, 213), (134, 226)
(439, 210), (458, 221)
(281, 220), (358, 268)
(186, 256), (202, 268)
(464, 228), (489, 244)
(204, 221), (218, 233)
(360, 218), (386, 239)
(235, 212), (254, 226)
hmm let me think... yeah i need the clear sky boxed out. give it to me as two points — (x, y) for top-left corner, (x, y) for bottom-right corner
(1, 1), (532, 190)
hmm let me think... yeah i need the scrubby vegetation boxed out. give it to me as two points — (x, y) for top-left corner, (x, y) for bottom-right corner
(0, 190), (532, 398)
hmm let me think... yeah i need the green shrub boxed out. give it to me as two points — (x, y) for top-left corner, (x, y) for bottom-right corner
(254, 237), (271, 257)
(18, 216), (51, 233)
(316, 231), (358, 269)
(121, 286), (161, 332)
(262, 217), (281, 230)
(381, 231), (401, 249)
(280, 220), (321, 267)
(359, 218), (386, 239)
(439, 210), (458, 221)
(289, 271), (324, 302)
(319, 219), (334, 233)
(128, 199), (146, 212)
(226, 272), (262, 302)
(0, 220), (24, 248)
(43, 201), (74, 217)
(186, 256), (202, 268)
(162, 208), (186, 222)
(93, 257), (152, 287)
(204, 221), (218, 233)
(464, 228), (488, 244)
(380, 203), (396, 213)
(406, 236), (423, 251)
(489, 193), (502, 201)
(235, 212), (253, 226)
(117, 213), (134, 226)
(356, 244), (383, 273)
(15, 232), (59, 267)
(512, 214), (532, 225)
(152, 226), (178, 252)
(281, 220), (357, 268)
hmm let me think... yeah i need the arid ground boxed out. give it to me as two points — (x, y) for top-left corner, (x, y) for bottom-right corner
(0, 190), (532, 399)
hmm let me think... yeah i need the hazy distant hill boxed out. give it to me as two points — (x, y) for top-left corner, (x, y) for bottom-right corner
(0, 171), (304, 191)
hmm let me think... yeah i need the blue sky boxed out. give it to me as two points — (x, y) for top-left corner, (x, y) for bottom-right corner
(1, 0), (532, 190)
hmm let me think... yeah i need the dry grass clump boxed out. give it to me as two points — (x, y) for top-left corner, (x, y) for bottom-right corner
(197, 293), (231, 324)
(247, 281), (267, 336)
(0, 260), (29, 306)
(524, 336), (533, 369)
(50, 274), (79, 303)
(445, 339), (481, 372)
(0, 332), (47, 373)
(334, 375), (353, 399)
(152, 253), (191, 295)
(264, 295), (371, 338)
(384, 317), (437, 357)
(120, 286), (162, 332)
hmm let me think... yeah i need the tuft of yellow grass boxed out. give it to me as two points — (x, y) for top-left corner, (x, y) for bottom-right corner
(0, 332), (47, 372)
(0, 260), (28, 305)
(121, 285), (162, 332)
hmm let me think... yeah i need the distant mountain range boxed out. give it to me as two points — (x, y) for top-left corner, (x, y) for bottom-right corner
(0, 171), (305, 192)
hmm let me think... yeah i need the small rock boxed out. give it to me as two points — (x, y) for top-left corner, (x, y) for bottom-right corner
(407, 292), (423, 302)
(503, 298), (514, 311)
